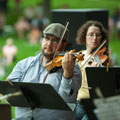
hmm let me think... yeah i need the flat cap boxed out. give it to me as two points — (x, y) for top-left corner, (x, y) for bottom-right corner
(43, 23), (69, 40)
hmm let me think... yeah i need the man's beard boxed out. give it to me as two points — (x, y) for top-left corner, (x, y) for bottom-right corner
(42, 50), (54, 59)
(42, 46), (62, 60)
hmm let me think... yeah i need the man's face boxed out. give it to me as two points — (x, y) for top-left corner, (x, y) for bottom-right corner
(42, 34), (66, 59)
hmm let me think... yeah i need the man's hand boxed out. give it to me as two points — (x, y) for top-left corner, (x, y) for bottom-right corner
(62, 51), (76, 79)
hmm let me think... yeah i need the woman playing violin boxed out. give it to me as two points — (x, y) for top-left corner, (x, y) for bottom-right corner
(75, 20), (114, 120)
(7, 23), (82, 120)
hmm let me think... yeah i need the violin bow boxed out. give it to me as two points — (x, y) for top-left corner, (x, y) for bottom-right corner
(81, 40), (107, 68)
(43, 20), (69, 83)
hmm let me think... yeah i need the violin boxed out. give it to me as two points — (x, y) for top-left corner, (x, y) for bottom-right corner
(45, 50), (84, 71)
(87, 46), (109, 66)
(97, 46), (109, 66)
(81, 40), (108, 68)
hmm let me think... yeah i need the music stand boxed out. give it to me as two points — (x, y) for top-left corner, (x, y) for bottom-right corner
(85, 67), (120, 98)
(0, 81), (71, 119)
(80, 99), (98, 120)
(80, 67), (120, 120)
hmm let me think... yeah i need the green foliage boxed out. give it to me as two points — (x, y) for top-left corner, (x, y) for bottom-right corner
(7, 0), (120, 15)
(5, 10), (21, 25)
(8, 0), (44, 8)
(51, 0), (120, 15)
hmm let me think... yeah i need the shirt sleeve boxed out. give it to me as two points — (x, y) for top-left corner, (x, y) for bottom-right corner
(58, 62), (82, 103)
(7, 56), (37, 82)
(7, 61), (23, 81)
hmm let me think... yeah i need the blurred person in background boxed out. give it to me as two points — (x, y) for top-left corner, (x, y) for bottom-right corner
(28, 3), (49, 45)
(28, 26), (42, 44)
(0, 12), (5, 34)
(108, 15), (115, 40)
(15, 16), (31, 38)
(2, 38), (18, 65)
(116, 17), (120, 39)
(113, 5), (120, 25)
(24, 5), (36, 24)
(35, 2), (50, 29)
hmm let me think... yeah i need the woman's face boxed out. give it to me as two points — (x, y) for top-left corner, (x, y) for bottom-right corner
(86, 26), (102, 51)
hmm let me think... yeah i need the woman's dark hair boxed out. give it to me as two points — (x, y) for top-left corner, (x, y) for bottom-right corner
(76, 20), (108, 45)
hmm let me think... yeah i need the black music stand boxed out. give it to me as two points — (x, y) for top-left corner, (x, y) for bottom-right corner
(80, 67), (120, 120)
(0, 81), (71, 120)
(80, 99), (98, 120)
(86, 67), (120, 98)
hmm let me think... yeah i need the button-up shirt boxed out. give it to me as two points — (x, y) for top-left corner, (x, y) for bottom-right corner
(8, 53), (82, 120)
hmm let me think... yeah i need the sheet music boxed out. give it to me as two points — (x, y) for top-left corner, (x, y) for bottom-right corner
(93, 95), (120, 120)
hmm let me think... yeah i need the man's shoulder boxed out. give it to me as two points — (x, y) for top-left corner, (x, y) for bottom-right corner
(21, 56), (37, 62)
(19, 53), (41, 66)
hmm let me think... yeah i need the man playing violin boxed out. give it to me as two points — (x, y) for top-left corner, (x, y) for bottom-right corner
(7, 23), (82, 120)
(75, 20), (114, 120)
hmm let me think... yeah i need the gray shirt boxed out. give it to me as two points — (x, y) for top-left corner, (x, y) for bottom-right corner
(8, 53), (82, 120)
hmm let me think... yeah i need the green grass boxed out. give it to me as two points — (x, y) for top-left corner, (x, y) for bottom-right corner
(109, 39), (120, 65)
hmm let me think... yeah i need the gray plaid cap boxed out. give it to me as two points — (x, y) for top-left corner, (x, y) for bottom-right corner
(43, 23), (69, 40)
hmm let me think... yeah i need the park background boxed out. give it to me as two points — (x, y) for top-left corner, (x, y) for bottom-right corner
(0, 0), (120, 119)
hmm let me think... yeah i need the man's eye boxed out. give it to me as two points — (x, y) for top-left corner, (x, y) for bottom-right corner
(53, 40), (58, 44)
(45, 36), (50, 40)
